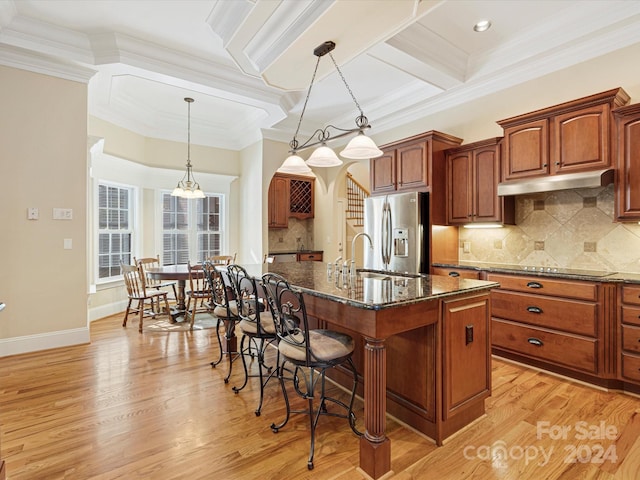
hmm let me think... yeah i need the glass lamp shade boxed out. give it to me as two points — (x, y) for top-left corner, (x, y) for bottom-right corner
(305, 144), (343, 167)
(340, 132), (384, 159)
(278, 154), (313, 174)
(171, 185), (205, 198)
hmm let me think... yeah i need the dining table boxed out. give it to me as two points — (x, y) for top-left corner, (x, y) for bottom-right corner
(145, 265), (190, 320)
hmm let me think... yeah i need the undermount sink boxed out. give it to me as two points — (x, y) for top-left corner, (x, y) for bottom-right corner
(357, 269), (422, 281)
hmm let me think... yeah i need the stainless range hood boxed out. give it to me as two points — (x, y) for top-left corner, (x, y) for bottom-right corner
(497, 169), (614, 196)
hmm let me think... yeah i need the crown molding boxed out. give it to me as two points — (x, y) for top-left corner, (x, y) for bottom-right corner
(0, 43), (96, 82)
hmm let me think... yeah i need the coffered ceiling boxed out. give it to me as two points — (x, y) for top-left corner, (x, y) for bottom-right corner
(1, 0), (640, 152)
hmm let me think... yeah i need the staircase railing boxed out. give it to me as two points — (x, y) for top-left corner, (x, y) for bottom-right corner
(346, 172), (369, 227)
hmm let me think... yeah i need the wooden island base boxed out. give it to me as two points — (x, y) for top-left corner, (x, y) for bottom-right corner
(305, 290), (492, 477)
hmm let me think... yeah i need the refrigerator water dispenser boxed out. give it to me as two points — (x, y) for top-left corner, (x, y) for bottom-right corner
(393, 228), (409, 257)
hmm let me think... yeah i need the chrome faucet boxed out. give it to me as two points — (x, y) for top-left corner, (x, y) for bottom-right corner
(350, 232), (373, 275)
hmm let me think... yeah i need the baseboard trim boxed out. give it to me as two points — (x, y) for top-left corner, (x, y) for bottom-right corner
(0, 327), (90, 358)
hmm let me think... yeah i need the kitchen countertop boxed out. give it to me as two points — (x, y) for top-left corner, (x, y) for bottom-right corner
(433, 262), (640, 284)
(244, 262), (498, 310)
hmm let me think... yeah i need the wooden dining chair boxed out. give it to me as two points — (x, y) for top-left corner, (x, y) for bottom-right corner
(121, 263), (172, 333)
(135, 255), (177, 308)
(206, 254), (236, 265)
(185, 262), (213, 330)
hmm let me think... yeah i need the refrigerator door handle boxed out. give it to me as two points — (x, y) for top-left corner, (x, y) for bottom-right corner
(383, 201), (392, 267)
(381, 201), (388, 267)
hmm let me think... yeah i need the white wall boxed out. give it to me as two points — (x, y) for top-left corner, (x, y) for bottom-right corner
(0, 65), (90, 355)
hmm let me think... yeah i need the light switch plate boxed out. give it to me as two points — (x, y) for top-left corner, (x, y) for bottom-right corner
(63, 238), (72, 249)
(27, 207), (39, 220)
(53, 208), (73, 220)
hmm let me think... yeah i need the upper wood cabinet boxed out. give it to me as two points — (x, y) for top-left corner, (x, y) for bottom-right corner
(267, 173), (314, 228)
(445, 138), (514, 225)
(268, 174), (289, 228)
(370, 130), (462, 225)
(498, 88), (630, 181)
(613, 103), (640, 221)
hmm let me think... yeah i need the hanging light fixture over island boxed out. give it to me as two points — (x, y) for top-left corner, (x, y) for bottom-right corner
(278, 40), (383, 174)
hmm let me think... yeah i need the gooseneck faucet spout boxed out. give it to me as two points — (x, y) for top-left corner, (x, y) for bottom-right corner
(350, 232), (373, 274)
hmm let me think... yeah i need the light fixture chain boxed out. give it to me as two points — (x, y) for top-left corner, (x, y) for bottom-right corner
(329, 52), (364, 117)
(292, 54), (322, 148)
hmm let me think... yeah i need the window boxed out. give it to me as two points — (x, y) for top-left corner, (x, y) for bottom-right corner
(162, 193), (223, 265)
(98, 183), (134, 280)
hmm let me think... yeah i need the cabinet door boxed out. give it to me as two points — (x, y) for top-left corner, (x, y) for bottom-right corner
(370, 150), (396, 194)
(442, 294), (490, 419)
(553, 104), (610, 174)
(503, 119), (549, 180)
(446, 151), (472, 224)
(268, 175), (288, 228)
(397, 141), (430, 191)
(616, 109), (640, 220)
(473, 145), (502, 222)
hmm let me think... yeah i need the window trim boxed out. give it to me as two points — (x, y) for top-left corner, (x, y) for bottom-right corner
(94, 180), (139, 285)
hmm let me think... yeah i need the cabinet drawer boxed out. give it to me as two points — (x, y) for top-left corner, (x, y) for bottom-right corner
(487, 273), (597, 301)
(621, 352), (640, 383)
(622, 285), (640, 306)
(622, 305), (640, 327)
(622, 324), (640, 354)
(492, 290), (597, 336)
(432, 267), (480, 280)
(492, 318), (597, 373)
(298, 252), (323, 262)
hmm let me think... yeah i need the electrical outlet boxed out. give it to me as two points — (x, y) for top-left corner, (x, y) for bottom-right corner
(27, 207), (39, 220)
(463, 241), (471, 253)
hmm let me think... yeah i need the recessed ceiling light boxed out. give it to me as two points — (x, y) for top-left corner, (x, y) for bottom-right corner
(473, 20), (492, 32)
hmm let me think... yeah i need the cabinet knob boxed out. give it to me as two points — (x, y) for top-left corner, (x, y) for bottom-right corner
(543, 163), (548, 168)
(555, 162), (560, 166)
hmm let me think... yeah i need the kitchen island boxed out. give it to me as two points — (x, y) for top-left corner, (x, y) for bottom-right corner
(246, 262), (498, 479)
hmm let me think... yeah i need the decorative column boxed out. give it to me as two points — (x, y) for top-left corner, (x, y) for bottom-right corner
(360, 337), (391, 478)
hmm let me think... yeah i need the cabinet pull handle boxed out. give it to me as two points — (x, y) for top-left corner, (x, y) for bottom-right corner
(448, 271), (460, 277)
(527, 281), (543, 289)
(465, 325), (474, 345)
(527, 337), (544, 346)
(527, 306), (543, 314)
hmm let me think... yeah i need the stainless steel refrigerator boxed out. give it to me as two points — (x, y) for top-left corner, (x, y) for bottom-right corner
(363, 191), (430, 274)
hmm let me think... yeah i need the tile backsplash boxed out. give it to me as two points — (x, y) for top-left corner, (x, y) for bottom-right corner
(268, 217), (314, 252)
(459, 185), (640, 273)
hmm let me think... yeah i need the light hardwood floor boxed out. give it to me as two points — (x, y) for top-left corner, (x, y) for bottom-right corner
(1, 314), (640, 479)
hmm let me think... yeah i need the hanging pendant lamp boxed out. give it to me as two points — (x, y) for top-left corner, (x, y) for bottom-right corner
(171, 97), (205, 199)
(279, 41), (383, 171)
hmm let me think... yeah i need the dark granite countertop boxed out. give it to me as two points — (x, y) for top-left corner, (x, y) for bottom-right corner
(242, 262), (498, 310)
(432, 262), (640, 284)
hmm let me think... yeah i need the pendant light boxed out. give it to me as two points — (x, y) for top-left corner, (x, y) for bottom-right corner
(171, 97), (205, 199)
(281, 41), (383, 170)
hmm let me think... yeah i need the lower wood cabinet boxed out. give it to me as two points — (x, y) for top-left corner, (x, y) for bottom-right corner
(488, 273), (616, 381)
(297, 252), (322, 262)
(442, 293), (491, 420)
(431, 266), (480, 280)
(619, 284), (640, 385)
